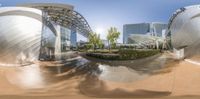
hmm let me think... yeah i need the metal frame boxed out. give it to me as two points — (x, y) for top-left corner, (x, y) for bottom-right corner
(18, 3), (92, 37)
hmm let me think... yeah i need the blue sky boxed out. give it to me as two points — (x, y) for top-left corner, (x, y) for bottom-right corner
(0, 0), (200, 42)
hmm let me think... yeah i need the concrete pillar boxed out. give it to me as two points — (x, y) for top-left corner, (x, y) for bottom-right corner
(54, 25), (61, 60)
(174, 48), (184, 59)
(39, 11), (48, 60)
(156, 40), (159, 49)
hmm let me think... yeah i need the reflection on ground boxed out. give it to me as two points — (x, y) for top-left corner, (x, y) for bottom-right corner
(0, 52), (175, 98)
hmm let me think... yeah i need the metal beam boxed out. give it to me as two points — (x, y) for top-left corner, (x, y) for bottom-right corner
(18, 3), (92, 38)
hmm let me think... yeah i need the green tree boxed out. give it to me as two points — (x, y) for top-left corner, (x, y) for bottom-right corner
(97, 34), (104, 49)
(88, 32), (102, 52)
(107, 27), (120, 52)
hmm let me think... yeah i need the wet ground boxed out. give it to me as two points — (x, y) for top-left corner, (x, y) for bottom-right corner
(0, 52), (176, 98)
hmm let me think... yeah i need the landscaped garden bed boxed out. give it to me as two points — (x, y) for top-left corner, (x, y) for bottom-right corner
(86, 49), (160, 60)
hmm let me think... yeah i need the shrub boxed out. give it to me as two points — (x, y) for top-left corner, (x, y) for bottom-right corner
(119, 49), (159, 60)
(86, 53), (120, 60)
(86, 49), (160, 60)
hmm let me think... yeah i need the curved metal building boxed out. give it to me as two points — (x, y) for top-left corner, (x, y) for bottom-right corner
(168, 5), (200, 57)
(0, 3), (92, 65)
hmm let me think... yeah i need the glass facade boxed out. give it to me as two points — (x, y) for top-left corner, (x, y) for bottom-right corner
(60, 26), (71, 51)
(151, 23), (168, 37)
(123, 23), (150, 43)
(39, 21), (56, 60)
(70, 31), (77, 48)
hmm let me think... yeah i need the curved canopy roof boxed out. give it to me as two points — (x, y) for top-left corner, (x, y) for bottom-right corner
(18, 3), (92, 37)
(128, 34), (164, 47)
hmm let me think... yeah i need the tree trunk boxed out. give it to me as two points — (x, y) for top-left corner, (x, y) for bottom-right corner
(93, 44), (95, 52)
(108, 41), (111, 53)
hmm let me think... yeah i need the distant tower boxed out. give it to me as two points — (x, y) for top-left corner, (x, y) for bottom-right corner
(70, 30), (77, 48)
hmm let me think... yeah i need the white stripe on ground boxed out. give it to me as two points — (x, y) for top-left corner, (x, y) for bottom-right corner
(184, 59), (200, 66)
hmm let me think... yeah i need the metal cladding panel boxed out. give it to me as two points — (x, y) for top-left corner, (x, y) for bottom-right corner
(169, 5), (200, 56)
(0, 7), (43, 65)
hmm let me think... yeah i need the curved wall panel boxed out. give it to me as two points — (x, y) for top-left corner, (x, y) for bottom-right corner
(0, 15), (42, 65)
(169, 5), (200, 56)
(0, 7), (52, 65)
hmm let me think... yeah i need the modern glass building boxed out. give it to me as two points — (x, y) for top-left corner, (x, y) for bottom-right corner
(70, 31), (77, 48)
(123, 22), (167, 44)
(123, 23), (149, 44)
(0, 3), (92, 65)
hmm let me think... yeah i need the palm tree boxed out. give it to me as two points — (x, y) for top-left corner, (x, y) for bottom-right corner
(107, 27), (120, 52)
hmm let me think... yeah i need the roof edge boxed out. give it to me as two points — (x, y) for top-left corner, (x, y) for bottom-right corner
(17, 3), (74, 10)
